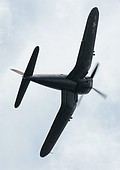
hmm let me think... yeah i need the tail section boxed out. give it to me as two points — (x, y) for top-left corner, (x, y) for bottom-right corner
(11, 69), (24, 75)
(24, 46), (39, 78)
(14, 79), (30, 108)
(12, 46), (39, 108)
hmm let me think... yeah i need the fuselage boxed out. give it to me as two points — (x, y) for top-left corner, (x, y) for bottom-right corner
(28, 74), (93, 94)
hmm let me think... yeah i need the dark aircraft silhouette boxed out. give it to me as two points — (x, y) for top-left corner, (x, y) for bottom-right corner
(12, 7), (106, 157)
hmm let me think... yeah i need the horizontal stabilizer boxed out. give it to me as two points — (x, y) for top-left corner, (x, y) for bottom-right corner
(14, 46), (39, 108)
(24, 46), (39, 77)
(15, 79), (30, 108)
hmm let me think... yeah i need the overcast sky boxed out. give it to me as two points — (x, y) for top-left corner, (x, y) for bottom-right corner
(0, 0), (120, 169)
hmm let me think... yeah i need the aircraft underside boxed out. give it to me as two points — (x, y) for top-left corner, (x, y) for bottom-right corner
(12, 7), (103, 157)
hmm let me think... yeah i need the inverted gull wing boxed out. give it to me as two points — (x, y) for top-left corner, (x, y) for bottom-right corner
(67, 7), (99, 81)
(40, 90), (78, 157)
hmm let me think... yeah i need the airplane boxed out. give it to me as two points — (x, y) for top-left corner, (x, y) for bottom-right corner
(12, 7), (106, 157)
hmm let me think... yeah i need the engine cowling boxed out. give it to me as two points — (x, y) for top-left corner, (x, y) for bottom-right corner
(75, 77), (93, 94)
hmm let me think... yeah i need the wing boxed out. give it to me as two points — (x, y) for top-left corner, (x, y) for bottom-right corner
(40, 90), (78, 157)
(67, 7), (99, 81)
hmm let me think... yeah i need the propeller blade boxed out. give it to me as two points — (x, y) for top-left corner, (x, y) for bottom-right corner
(91, 63), (99, 78)
(77, 95), (83, 107)
(93, 88), (107, 99)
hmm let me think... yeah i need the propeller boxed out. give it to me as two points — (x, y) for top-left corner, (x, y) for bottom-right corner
(90, 62), (99, 78)
(77, 95), (83, 107)
(92, 88), (107, 99)
(90, 63), (107, 99)
(77, 63), (107, 106)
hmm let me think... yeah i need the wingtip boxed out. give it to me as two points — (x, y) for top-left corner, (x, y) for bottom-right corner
(40, 144), (52, 158)
(35, 46), (39, 52)
(92, 7), (99, 11)
(14, 99), (21, 108)
(90, 7), (99, 15)
(40, 153), (46, 158)
(14, 103), (19, 108)
(40, 149), (49, 158)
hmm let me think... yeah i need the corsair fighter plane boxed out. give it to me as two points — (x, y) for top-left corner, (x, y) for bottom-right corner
(12, 7), (105, 157)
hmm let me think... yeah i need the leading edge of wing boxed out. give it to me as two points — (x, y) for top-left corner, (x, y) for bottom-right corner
(40, 90), (78, 157)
